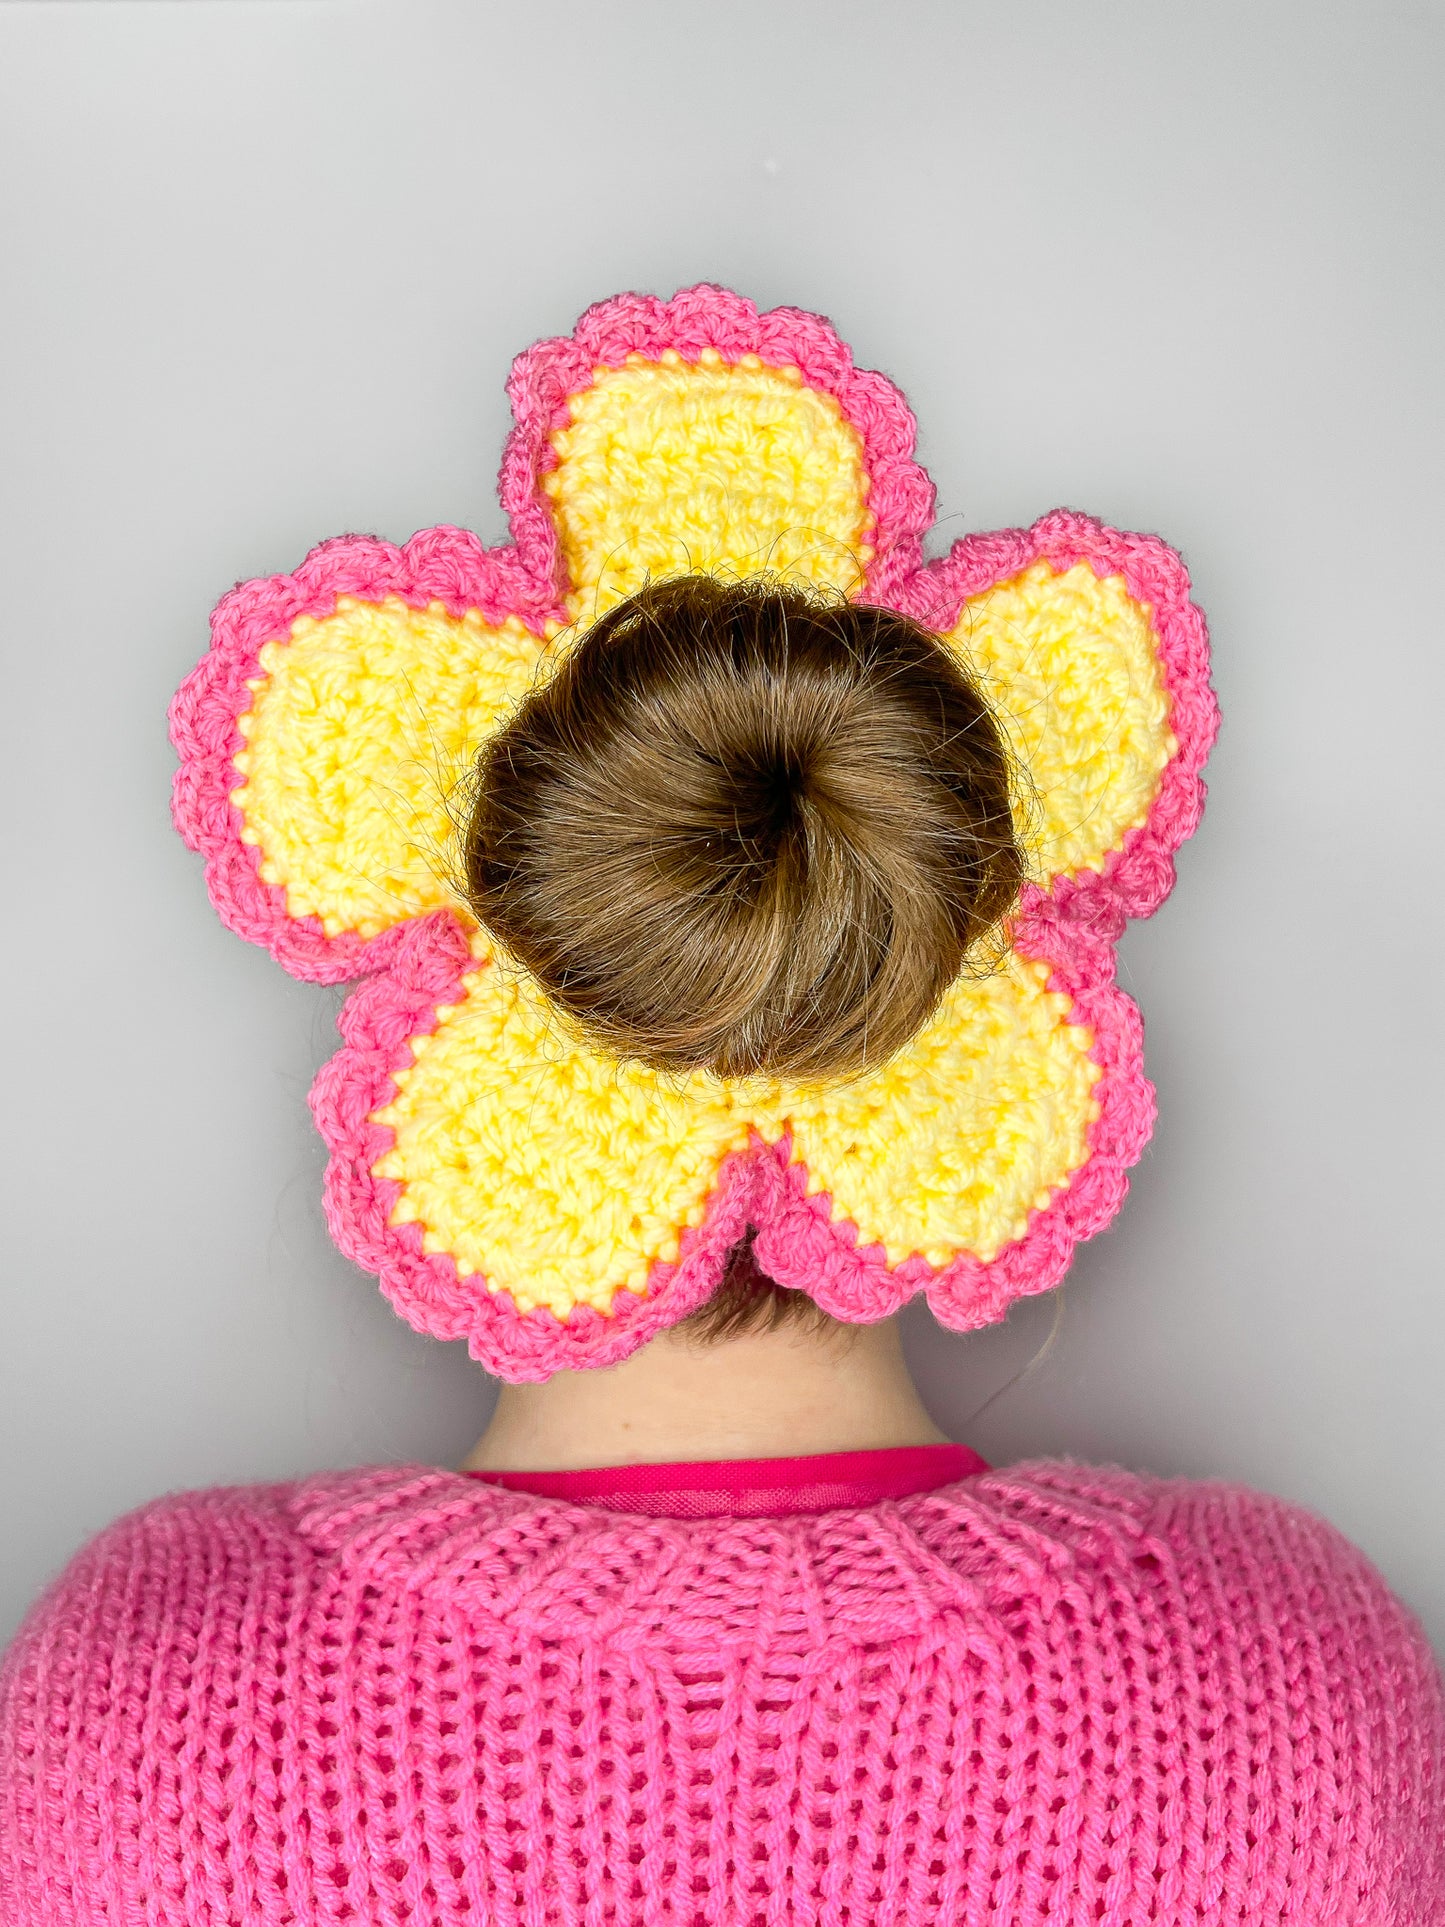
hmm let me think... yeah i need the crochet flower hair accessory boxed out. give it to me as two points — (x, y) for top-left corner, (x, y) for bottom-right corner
(170, 284), (1217, 1383)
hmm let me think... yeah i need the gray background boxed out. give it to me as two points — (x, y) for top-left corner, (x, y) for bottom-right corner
(2, 0), (1441, 1650)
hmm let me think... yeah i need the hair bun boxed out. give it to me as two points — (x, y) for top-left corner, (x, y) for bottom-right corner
(464, 575), (1022, 1080)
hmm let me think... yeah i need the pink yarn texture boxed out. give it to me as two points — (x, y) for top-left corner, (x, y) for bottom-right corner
(2, 1460), (1440, 1924)
(168, 285), (1219, 1381)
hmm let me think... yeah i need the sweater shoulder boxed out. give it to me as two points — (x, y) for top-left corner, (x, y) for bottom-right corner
(1, 1475), (328, 1690)
(992, 1454), (1427, 1606)
(1128, 1461), (1430, 1619)
(961, 1456), (1439, 1680)
(16, 1474), (307, 1591)
(999, 1457), (1442, 1712)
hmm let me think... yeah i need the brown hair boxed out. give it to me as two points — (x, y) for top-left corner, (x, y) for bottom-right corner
(670, 1228), (841, 1345)
(464, 575), (1022, 1083)
(463, 574), (1023, 1339)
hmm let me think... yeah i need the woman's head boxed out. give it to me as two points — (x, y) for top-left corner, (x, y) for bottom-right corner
(463, 575), (1023, 1084)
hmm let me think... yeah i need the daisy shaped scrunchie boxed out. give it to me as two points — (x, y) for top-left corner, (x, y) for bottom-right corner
(170, 284), (1217, 1383)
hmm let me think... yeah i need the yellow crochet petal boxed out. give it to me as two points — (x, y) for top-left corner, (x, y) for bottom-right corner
(231, 599), (545, 940)
(948, 561), (1176, 883)
(775, 954), (1101, 1266)
(543, 351), (873, 619)
(371, 948), (757, 1319)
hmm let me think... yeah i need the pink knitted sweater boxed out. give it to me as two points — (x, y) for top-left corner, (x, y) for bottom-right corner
(2, 1451), (1441, 1926)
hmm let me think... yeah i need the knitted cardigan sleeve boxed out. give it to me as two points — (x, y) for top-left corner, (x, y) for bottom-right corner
(1143, 1476), (1445, 1923)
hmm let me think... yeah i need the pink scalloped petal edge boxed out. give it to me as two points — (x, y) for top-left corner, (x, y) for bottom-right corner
(168, 529), (562, 984)
(303, 895), (1152, 1381)
(744, 903), (1151, 1333)
(893, 509), (1219, 939)
(500, 282), (937, 608)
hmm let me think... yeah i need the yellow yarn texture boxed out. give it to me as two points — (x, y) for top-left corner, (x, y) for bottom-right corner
(544, 352), (872, 617)
(233, 600), (544, 941)
(950, 562), (1176, 882)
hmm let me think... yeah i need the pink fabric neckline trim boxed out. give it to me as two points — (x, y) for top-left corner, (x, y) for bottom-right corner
(463, 1440), (988, 1518)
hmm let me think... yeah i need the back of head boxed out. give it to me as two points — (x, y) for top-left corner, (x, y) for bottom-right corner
(464, 575), (1022, 1085)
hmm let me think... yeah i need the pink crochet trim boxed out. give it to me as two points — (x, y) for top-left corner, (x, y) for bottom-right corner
(170, 284), (1218, 1382)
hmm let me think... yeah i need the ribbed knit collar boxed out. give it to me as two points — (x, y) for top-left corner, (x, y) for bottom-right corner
(462, 1440), (989, 1519)
(289, 1458), (1157, 1642)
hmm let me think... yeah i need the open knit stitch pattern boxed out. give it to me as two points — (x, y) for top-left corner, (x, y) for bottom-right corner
(168, 284), (1219, 1382)
(1, 1460), (1441, 1925)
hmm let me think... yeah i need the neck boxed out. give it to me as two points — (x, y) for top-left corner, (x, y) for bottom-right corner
(461, 1312), (950, 1473)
